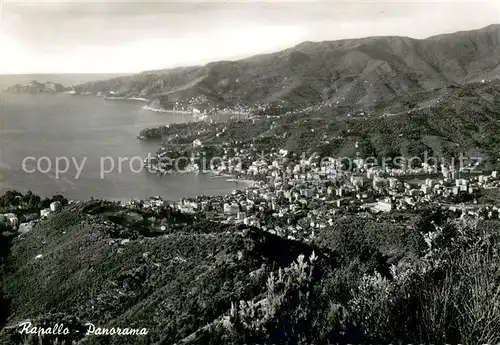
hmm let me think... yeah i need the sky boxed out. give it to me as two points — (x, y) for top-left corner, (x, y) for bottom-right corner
(1, 0), (499, 74)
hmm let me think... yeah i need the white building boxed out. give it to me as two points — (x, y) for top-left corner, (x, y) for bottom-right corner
(244, 216), (260, 228)
(388, 178), (398, 189)
(478, 175), (490, 184)
(18, 222), (33, 234)
(40, 209), (52, 218)
(373, 176), (386, 189)
(223, 203), (239, 215)
(193, 139), (202, 148)
(4, 213), (18, 228)
(50, 201), (62, 212)
(375, 199), (393, 213)
(350, 176), (364, 188)
(421, 185), (432, 195)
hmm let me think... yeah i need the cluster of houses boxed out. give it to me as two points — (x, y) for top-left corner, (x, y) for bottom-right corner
(0, 201), (63, 232)
(5, 133), (500, 245)
(159, 95), (257, 116)
(162, 142), (500, 240)
(94, 127), (500, 242)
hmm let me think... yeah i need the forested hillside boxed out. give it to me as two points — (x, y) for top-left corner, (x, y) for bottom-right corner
(1, 195), (500, 344)
(74, 25), (500, 110)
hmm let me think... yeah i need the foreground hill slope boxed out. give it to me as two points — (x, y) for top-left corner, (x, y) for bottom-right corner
(1, 196), (500, 344)
(74, 24), (500, 109)
(0, 200), (326, 345)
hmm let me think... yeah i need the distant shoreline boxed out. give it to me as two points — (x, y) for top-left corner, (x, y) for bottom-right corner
(211, 174), (258, 186)
(4, 90), (251, 117)
(141, 105), (194, 114)
(104, 96), (150, 102)
(225, 178), (259, 186)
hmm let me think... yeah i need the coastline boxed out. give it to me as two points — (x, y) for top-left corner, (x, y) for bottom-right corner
(141, 105), (170, 113)
(210, 173), (259, 186)
(104, 96), (150, 102)
(83, 93), (252, 116)
(141, 105), (210, 116)
(225, 178), (259, 186)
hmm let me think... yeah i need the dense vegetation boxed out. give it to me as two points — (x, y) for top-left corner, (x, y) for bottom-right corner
(1, 193), (499, 344)
(140, 80), (500, 172)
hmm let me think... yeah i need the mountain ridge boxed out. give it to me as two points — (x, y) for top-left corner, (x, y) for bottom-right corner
(4, 80), (70, 93)
(0, 74), (131, 90)
(69, 24), (500, 111)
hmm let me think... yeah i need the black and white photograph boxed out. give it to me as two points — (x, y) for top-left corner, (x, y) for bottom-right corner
(1, 0), (500, 344)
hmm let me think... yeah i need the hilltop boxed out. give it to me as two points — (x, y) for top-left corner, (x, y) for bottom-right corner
(4, 80), (70, 93)
(73, 24), (500, 110)
(0, 74), (130, 90)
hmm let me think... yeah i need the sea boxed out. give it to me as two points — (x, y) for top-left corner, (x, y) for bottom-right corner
(0, 92), (247, 201)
